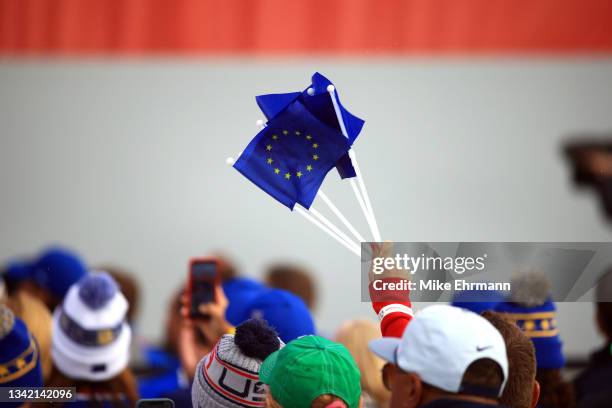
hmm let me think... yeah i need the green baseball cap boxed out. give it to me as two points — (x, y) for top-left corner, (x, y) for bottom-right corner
(259, 335), (361, 408)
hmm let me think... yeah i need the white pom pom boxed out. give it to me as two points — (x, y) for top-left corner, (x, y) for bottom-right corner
(226, 157), (235, 166)
(326, 84), (335, 93)
(307, 87), (315, 96)
(255, 119), (265, 127)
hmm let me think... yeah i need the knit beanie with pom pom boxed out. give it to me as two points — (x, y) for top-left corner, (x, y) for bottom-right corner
(51, 271), (131, 381)
(192, 318), (284, 408)
(0, 304), (43, 408)
(495, 272), (565, 369)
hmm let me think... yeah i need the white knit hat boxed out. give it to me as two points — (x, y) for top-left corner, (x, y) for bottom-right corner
(51, 271), (131, 381)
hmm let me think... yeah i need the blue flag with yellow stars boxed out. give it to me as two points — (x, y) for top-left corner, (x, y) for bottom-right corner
(255, 72), (365, 179)
(234, 99), (351, 210)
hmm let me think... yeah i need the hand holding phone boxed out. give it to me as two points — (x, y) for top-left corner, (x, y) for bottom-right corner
(188, 258), (220, 319)
(184, 257), (232, 340)
(179, 259), (232, 378)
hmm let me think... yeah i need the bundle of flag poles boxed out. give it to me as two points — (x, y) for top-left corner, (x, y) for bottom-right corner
(226, 73), (381, 257)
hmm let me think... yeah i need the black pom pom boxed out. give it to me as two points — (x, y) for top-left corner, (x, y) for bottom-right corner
(234, 318), (281, 361)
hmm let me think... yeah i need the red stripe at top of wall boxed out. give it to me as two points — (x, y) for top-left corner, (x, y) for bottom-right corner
(1, 0), (612, 55)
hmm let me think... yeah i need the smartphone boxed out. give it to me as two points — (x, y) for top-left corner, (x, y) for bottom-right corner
(136, 398), (175, 408)
(188, 257), (219, 319)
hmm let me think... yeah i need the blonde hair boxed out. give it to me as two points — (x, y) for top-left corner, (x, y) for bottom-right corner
(335, 319), (390, 408)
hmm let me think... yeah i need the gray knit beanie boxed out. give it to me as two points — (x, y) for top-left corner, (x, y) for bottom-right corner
(192, 319), (283, 408)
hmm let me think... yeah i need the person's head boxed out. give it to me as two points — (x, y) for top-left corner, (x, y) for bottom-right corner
(49, 271), (137, 403)
(165, 285), (185, 354)
(2, 258), (32, 295)
(335, 319), (390, 407)
(265, 263), (317, 310)
(192, 318), (282, 408)
(495, 273), (565, 371)
(595, 268), (612, 341)
(97, 265), (140, 324)
(495, 273), (573, 408)
(260, 335), (362, 408)
(4, 291), (54, 381)
(369, 305), (508, 408)
(212, 254), (239, 282)
(0, 304), (44, 407)
(481, 310), (539, 408)
(533, 368), (575, 408)
(236, 288), (315, 343)
(4, 247), (88, 310)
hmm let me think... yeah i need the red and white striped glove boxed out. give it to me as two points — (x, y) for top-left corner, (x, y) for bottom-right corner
(369, 277), (413, 338)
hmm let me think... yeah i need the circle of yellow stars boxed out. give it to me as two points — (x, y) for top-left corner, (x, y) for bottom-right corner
(265, 129), (320, 181)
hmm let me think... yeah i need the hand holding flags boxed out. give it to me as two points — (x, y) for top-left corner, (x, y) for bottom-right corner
(228, 73), (382, 256)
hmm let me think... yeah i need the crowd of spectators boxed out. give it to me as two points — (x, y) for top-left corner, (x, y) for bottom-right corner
(1, 244), (611, 408)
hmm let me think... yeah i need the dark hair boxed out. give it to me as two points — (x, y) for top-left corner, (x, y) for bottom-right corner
(596, 302), (612, 339)
(265, 264), (316, 310)
(47, 367), (139, 407)
(481, 310), (536, 408)
(421, 358), (505, 400)
(461, 358), (505, 396)
(536, 368), (575, 408)
(215, 255), (239, 282)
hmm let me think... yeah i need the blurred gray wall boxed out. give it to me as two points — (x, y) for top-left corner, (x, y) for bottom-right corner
(1, 59), (611, 357)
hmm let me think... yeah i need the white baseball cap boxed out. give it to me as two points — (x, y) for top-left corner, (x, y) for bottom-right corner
(369, 304), (508, 397)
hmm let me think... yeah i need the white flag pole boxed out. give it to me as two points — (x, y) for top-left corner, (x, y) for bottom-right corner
(325, 85), (382, 242)
(295, 206), (360, 257)
(348, 149), (381, 241)
(308, 205), (360, 253)
(349, 177), (380, 241)
(317, 190), (366, 243)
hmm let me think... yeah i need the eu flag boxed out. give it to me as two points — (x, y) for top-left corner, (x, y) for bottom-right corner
(255, 72), (365, 179)
(234, 99), (350, 209)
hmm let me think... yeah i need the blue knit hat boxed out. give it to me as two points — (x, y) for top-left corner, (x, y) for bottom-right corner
(32, 247), (88, 299)
(451, 289), (504, 315)
(495, 273), (565, 369)
(0, 304), (43, 407)
(235, 289), (315, 343)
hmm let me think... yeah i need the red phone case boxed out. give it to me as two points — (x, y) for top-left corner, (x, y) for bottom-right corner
(187, 257), (220, 317)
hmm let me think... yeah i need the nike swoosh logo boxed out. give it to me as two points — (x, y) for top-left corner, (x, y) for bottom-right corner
(476, 345), (493, 352)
